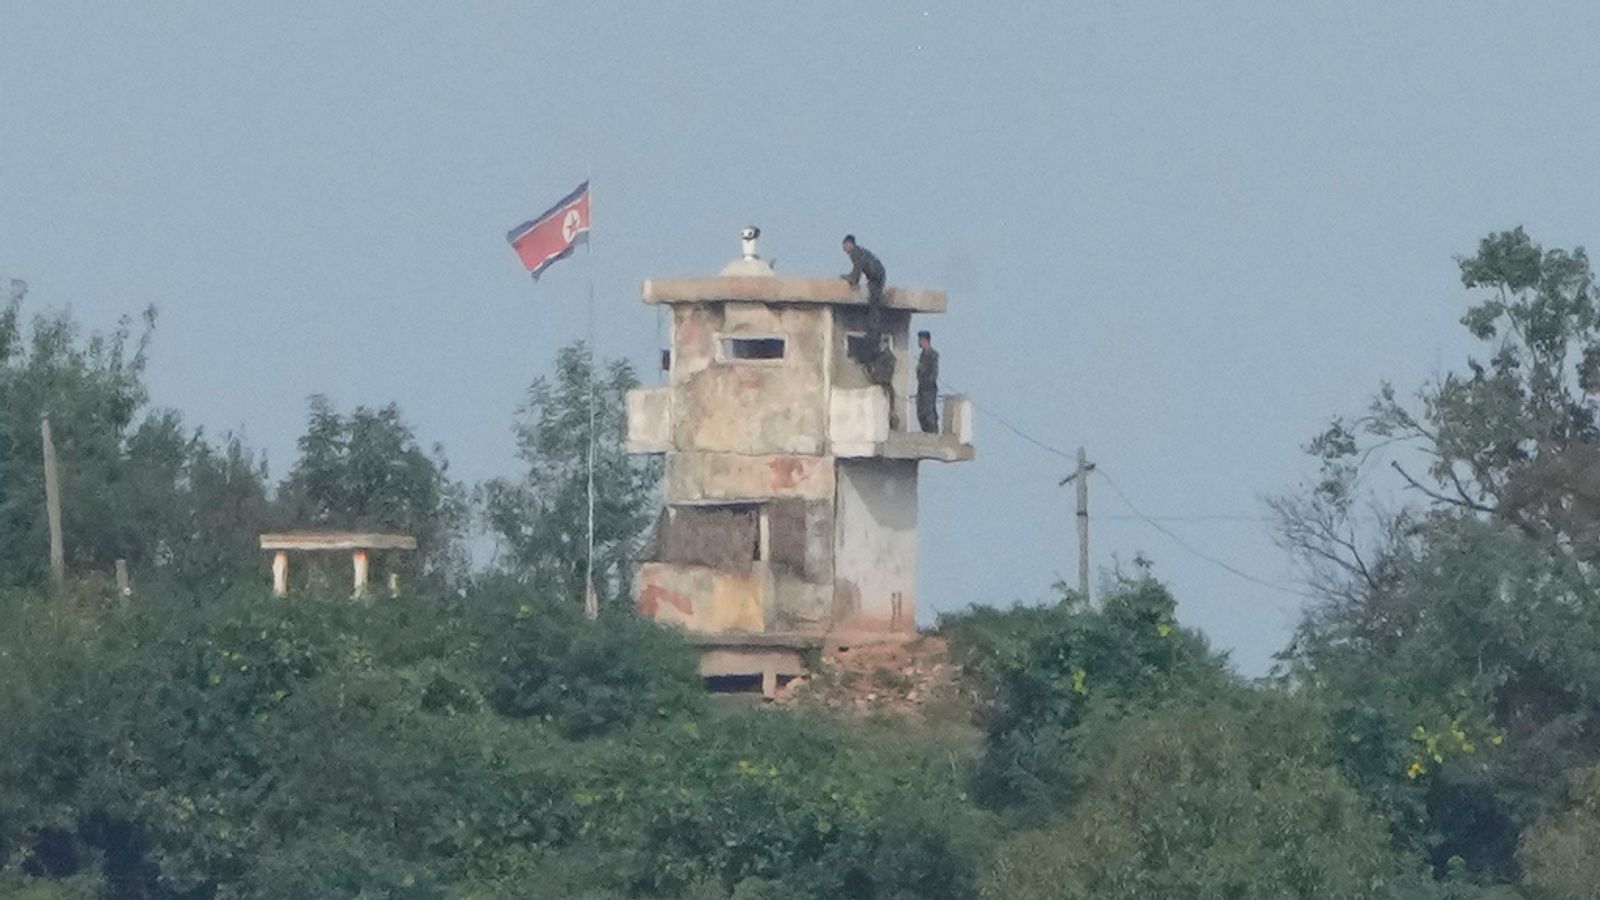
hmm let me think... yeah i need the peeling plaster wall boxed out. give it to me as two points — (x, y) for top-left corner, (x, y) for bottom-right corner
(670, 303), (829, 455)
(769, 499), (835, 631)
(666, 451), (835, 503)
(832, 459), (919, 632)
(637, 561), (769, 633)
(626, 387), (672, 452)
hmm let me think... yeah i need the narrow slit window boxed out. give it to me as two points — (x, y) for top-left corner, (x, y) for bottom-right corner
(722, 337), (786, 360)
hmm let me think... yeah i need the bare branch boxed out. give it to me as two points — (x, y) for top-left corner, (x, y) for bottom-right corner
(1389, 461), (1496, 514)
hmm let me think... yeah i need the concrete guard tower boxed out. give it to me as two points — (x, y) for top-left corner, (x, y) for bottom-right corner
(626, 230), (974, 695)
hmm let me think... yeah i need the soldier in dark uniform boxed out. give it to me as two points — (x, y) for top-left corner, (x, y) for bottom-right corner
(916, 330), (940, 434)
(841, 235), (887, 349)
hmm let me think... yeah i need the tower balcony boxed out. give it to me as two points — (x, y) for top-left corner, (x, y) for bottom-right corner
(828, 387), (975, 462)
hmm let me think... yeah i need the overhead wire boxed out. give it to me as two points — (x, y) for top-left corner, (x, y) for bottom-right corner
(1093, 467), (1320, 601)
(938, 379), (1075, 463)
(943, 377), (1319, 601)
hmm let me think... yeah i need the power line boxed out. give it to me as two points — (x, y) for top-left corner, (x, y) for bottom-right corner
(940, 380), (1076, 463)
(1094, 467), (1319, 601)
(943, 378), (1319, 601)
(1100, 514), (1270, 522)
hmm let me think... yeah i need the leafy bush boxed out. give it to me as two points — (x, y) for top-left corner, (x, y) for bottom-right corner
(978, 692), (1411, 900)
(940, 575), (1232, 816)
(474, 583), (704, 737)
(589, 711), (992, 900)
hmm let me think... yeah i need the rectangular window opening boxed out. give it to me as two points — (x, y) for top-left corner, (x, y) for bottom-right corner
(721, 336), (786, 361)
(846, 332), (890, 362)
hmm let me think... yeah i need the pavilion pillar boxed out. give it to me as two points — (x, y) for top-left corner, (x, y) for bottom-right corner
(272, 551), (289, 596)
(352, 550), (369, 598)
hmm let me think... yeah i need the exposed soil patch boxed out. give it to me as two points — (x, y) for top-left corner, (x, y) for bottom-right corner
(773, 634), (968, 719)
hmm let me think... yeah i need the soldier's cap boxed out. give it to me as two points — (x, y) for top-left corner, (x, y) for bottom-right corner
(917, 330), (931, 340)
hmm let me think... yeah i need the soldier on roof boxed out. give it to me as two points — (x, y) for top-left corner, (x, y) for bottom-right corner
(841, 234), (886, 348)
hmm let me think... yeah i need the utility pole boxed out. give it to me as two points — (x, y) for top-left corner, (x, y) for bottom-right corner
(1059, 447), (1095, 603)
(41, 416), (65, 594)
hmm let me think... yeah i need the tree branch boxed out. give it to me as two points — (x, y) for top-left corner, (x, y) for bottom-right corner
(1389, 461), (1496, 514)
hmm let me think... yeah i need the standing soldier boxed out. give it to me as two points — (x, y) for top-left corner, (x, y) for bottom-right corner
(916, 330), (940, 433)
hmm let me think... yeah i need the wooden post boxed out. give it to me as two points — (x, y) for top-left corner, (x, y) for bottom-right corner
(115, 559), (130, 606)
(272, 551), (289, 596)
(352, 549), (369, 598)
(41, 417), (65, 593)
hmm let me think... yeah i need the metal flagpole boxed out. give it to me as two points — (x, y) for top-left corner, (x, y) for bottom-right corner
(583, 170), (599, 620)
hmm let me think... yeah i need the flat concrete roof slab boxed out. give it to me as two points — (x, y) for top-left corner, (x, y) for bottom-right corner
(260, 531), (418, 551)
(642, 276), (946, 313)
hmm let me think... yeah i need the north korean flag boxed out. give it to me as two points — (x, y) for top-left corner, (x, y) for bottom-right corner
(507, 181), (590, 280)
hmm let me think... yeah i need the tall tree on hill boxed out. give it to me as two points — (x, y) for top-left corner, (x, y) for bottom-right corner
(482, 341), (661, 608)
(1275, 228), (1600, 595)
(277, 397), (469, 581)
(1273, 229), (1600, 883)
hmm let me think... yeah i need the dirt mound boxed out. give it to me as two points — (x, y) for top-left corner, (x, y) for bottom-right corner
(773, 635), (966, 718)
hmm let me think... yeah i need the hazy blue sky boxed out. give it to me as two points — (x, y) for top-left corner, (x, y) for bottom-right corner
(5, 3), (1598, 672)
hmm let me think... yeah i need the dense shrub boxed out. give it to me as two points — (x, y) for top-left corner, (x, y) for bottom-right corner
(474, 583), (705, 737)
(592, 712), (992, 900)
(940, 576), (1233, 817)
(978, 691), (1411, 900)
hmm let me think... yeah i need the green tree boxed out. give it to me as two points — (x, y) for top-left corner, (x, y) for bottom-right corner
(1518, 762), (1600, 900)
(277, 396), (469, 581)
(483, 341), (660, 608)
(1273, 230), (1600, 884)
(0, 283), (151, 586)
(1275, 228), (1600, 599)
(120, 412), (271, 594)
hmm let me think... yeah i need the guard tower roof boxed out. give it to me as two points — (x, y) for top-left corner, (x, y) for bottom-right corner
(641, 277), (947, 313)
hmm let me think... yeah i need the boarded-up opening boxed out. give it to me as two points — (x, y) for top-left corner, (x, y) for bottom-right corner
(721, 336), (786, 360)
(659, 504), (760, 572)
(766, 499), (808, 572)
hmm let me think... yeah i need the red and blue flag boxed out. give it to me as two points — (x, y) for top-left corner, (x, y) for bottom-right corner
(507, 181), (590, 280)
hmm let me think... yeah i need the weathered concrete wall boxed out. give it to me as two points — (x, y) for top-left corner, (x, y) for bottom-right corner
(772, 577), (832, 630)
(829, 387), (890, 457)
(670, 305), (719, 381)
(666, 451), (835, 503)
(626, 387), (672, 453)
(944, 395), (975, 444)
(670, 303), (829, 455)
(768, 497), (835, 630)
(832, 459), (919, 633)
(636, 561), (769, 633)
